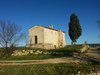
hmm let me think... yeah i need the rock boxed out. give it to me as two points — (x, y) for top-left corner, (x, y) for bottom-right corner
(34, 52), (39, 55)
(43, 52), (51, 54)
(79, 45), (89, 53)
(22, 50), (25, 53)
(27, 50), (33, 54)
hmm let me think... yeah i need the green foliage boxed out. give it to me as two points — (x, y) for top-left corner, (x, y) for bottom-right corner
(0, 54), (60, 60)
(69, 13), (82, 44)
(0, 63), (100, 75)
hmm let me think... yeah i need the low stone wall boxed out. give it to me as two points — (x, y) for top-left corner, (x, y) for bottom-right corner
(11, 50), (41, 56)
(11, 50), (68, 56)
(26, 43), (55, 49)
(12, 45), (89, 56)
(26, 44), (44, 48)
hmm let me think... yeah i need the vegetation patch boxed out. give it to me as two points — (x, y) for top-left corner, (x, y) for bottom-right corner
(0, 45), (85, 60)
(0, 63), (100, 75)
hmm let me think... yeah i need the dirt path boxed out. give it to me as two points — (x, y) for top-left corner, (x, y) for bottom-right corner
(0, 57), (86, 65)
(0, 47), (100, 65)
(73, 47), (100, 63)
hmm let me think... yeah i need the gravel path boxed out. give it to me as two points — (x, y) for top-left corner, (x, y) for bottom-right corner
(0, 47), (99, 65)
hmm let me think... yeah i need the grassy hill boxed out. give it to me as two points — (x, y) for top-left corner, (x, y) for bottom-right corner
(0, 45), (83, 60)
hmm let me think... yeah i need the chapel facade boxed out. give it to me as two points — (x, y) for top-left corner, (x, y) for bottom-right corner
(26, 25), (66, 49)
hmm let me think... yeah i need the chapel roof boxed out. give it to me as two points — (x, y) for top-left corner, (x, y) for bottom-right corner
(29, 25), (65, 33)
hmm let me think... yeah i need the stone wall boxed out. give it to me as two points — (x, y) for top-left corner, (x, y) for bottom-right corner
(58, 30), (66, 48)
(44, 27), (59, 48)
(26, 43), (54, 49)
(28, 25), (44, 44)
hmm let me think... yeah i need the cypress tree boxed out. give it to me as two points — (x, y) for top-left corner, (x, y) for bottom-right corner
(69, 13), (82, 45)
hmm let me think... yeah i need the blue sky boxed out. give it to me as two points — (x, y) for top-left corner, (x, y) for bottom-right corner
(0, 0), (100, 46)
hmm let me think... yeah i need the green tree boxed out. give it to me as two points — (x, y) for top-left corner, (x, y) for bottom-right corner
(69, 13), (82, 45)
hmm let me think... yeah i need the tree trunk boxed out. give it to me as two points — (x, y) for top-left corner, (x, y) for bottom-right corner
(5, 42), (9, 56)
(71, 41), (74, 45)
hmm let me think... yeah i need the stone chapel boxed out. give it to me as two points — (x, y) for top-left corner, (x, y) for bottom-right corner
(26, 25), (66, 49)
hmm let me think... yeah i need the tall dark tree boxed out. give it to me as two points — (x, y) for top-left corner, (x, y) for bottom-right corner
(69, 13), (82, 45)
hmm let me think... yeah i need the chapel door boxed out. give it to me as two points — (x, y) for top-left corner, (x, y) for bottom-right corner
(35, 36), (38, 44)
